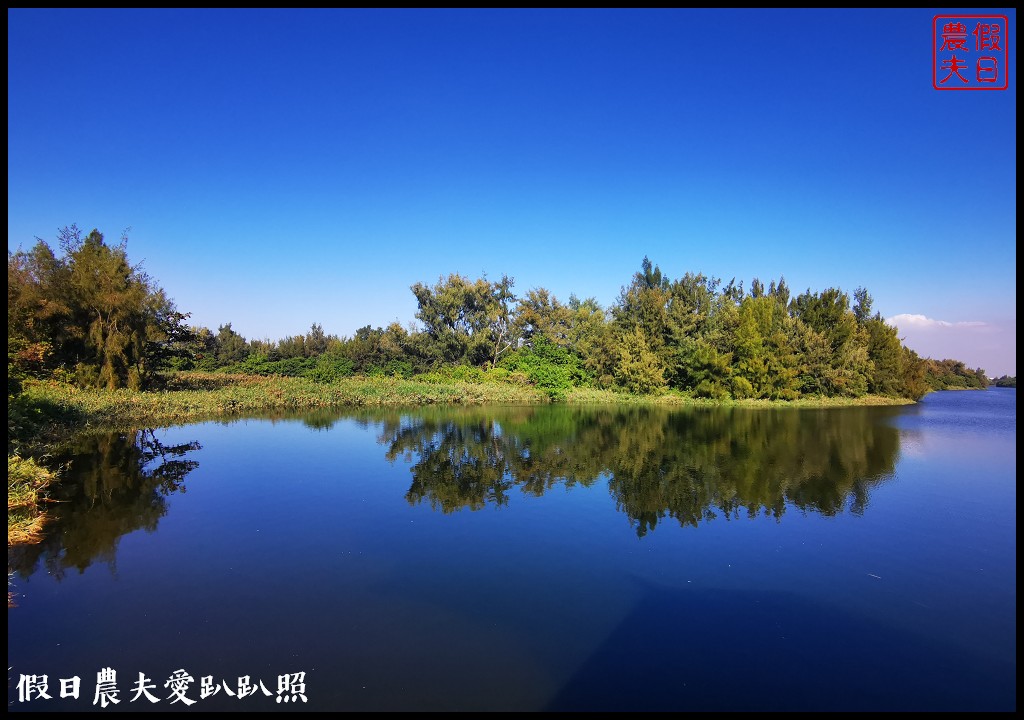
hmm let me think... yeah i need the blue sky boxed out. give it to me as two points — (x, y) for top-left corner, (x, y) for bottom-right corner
(8, 9), (1017, 375)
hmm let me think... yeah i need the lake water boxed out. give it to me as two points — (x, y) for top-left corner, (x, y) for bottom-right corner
(7, 390), (1016, 711)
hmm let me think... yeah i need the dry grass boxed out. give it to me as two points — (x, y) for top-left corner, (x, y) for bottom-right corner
(8, 508), (50, 546)
(8, 455), (57, 546)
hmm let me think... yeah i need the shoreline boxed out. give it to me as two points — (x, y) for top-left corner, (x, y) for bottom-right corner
(15, 371), (916, 437)
(5, 373), (970, 548)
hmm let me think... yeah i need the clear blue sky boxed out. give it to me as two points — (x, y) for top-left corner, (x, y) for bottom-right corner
(8, 9), (1017, 376)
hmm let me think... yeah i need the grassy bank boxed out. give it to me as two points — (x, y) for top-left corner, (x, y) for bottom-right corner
(7, 372), (912, 547)
(13, 371), (914, 436)
(13, 372), (550, 432)
(8, 455), (57, 546)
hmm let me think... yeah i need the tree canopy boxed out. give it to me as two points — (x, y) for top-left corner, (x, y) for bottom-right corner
(9, 226), (190, 390)
(10, 231), (990, 402)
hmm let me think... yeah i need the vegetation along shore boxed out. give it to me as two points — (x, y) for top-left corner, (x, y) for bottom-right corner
(7, 226), (997, 545)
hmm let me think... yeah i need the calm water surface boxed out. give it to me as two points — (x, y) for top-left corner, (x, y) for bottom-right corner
(7, 390), (1016, 711)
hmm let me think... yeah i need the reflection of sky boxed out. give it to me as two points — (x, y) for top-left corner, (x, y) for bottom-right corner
(8, 392), (1016, 711)
(892, 389), (1016, 433)
(895, 427), (926, 458)
(899, 427), (1014, 461)
(859, 389), (1014, 470)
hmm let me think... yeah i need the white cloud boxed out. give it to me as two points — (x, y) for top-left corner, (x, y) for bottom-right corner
(886, 313), (989, 329)
(886, 313), (1014, 376)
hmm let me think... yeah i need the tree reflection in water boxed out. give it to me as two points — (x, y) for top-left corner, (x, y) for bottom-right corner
(9, 429), (201, 579)
(8, 404), (902, 583)
(375, 405), (902, 535)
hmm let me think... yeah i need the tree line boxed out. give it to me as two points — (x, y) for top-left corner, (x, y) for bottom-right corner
(372, 404), (902, 532)
(9, 226), (992, 400)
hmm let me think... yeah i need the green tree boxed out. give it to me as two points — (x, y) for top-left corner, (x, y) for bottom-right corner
(900, 347), (928, 400)
(790, 288), (868, 396)
(795, 322), (835, 396)
(613, 257), (671, 353)
(8, 226), (188, 389)
(567, 296), (616, 387)
(143, 299), (196, 376)
(189, 326), (217, 370)
(215, 323), (250, 364)
(276, 334), (308, 359)
(305, 323), (328, 356)
(515, 288), (573, 347)
(732, 294), (799, 399)
(9, 240), (74, 380)
(487, 274), (517, 366)
(411, 273), (518, 366)
(615, 326), (666, 394)
(853, 287), (874, 324)
(768, 277), (791, 307)
(662, 272), (732, 394)
(863, 314), (904, 395)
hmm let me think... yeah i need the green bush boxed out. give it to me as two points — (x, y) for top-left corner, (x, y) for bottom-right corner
(499, 337), (590, 400)
(731, 376), (755, 399)
(694, 379), (730, 400)
(415, 365), (489, 384)
(382, 359), (414, 378)
(307, 355), (355, 384)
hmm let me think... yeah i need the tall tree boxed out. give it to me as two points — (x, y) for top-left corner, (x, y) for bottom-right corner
(853, 287), (874, 324)
(790, 287), (868, 396)
(487, 274), (517, 366)
(515, 288), (572, 347)
(305, 323), (328, 356)
(9, 226), (187, 389)
(215, 323), (250, 364)
(411, 273), (518, 366)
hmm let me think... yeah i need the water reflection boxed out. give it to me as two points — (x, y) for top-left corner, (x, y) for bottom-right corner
(379, 409), (603, 512)
(376, 406), (903, 535)
(9, 404), (903, 582)
(9, 429), (201, 579)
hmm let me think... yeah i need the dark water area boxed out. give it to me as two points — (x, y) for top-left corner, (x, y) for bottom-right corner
(8, 390), (1016, 711)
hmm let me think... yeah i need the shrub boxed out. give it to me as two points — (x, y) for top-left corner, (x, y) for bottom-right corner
(307, 355), (355, 384)
(499, 337), (590, 398)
